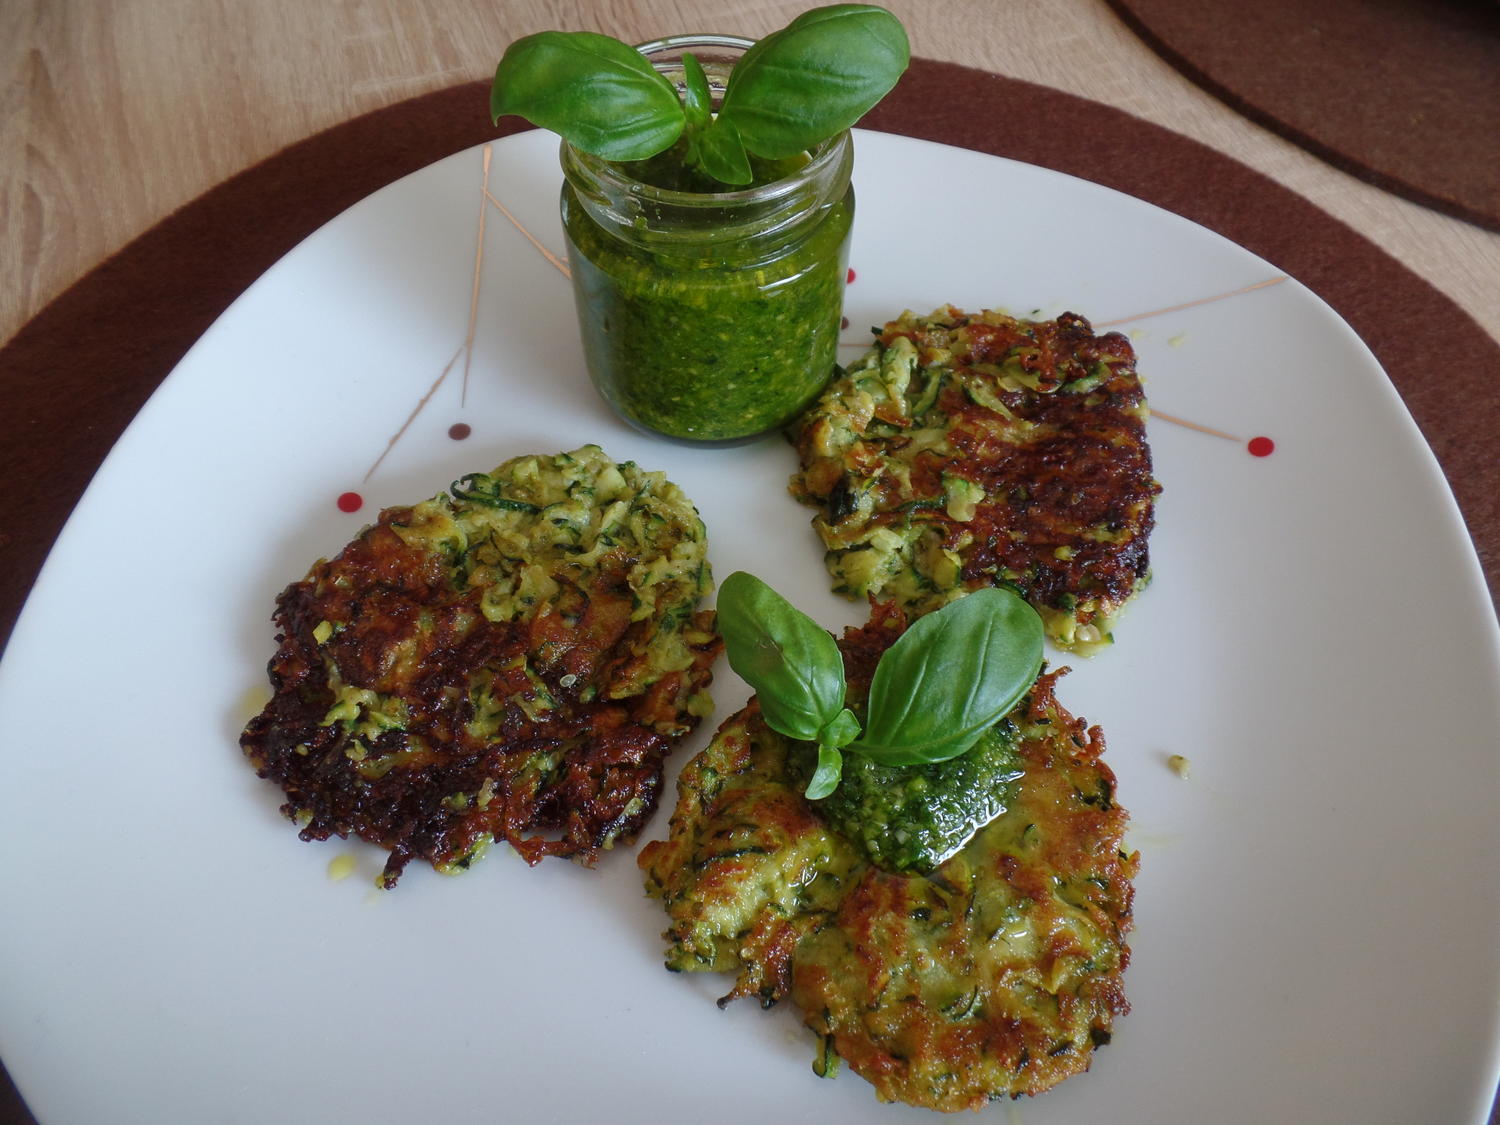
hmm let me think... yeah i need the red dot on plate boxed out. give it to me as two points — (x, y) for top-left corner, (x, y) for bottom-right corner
(1247, 436), (1276, 457)
(336, 491), (363, 513)
(846, 267), (857, 284)
(448, 422), (472, 441)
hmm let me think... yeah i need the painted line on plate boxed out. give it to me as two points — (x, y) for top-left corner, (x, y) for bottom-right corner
(363, 343), (464, 483)
(1096, 276), (1289, 327)
(461, 145), (493, 406)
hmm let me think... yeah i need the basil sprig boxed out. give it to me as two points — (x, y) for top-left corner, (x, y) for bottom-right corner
(716, 572), (861, 798)
(489, 5), (909, 186)
(717, 572), (1045, 799)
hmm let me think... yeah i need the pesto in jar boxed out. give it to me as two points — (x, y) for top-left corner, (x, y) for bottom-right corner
(560, 131), (855, 445)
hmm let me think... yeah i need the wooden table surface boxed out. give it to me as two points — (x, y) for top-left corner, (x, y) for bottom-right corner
(4, 0), (1499, 354)
(2, 3), (1497, 1124)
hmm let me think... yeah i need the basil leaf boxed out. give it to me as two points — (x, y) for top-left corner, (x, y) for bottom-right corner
(804, 743), (845, 801)
(716, 4), (909, 160)
(680, 52), (712, 135)
(819, 707), (861, 749)
(717, 571), (847, 743)
(489, 31), (684, 160)
(695, 117), (754, 185)
(853, 588), (1044, 767)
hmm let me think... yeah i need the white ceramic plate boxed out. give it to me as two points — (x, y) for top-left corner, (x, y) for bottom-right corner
(1, 130), (1496, 1125)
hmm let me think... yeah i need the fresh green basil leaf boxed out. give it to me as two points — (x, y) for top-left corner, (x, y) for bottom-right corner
(717, 571), (847, 743)
(716, 4), (909, 159)
(680, 53), (712, 170)
(801, 706), (862, 798)
(694, 117), (754, 185)
(489, 31), (684, 160)
(818, 707), (861, 750)
(854, 587), (1044, 767)
(804, 743), (845, 800)
(680, 52), (712, 134)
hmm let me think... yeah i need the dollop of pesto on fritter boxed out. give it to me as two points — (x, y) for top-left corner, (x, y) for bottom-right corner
(639, 605), (1137, 1110)
(789, 306), (1160, 652)
(242, 445), (720, 887)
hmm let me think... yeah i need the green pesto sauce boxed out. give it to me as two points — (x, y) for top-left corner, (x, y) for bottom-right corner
(797, 722), (1025, 873)
(562, 172), (853, 445)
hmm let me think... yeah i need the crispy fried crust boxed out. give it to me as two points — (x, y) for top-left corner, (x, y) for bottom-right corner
(242, 446), (720, 886)
(789, 307), (1160, 651)
(640, 606), (1137, 1110)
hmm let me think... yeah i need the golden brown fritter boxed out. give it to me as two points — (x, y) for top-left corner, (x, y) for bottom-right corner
(640, 605), (1136, 1111)
(789, 306), (1160, 652)
(242, 445), (720, 887)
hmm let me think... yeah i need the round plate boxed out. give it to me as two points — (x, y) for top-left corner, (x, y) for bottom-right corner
(1, 129), (1496, 1124)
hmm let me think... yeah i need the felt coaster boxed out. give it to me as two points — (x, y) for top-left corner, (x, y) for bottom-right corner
(0, 61), (1497, 1123)
(1106, 0), (1500, 231)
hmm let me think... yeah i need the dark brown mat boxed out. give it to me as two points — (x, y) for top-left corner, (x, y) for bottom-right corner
(0, 60), (1496, 1125)
(1106, 0), (1500, 231)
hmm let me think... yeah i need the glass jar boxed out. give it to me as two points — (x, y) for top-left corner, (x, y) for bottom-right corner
(559, 34), (855, 446)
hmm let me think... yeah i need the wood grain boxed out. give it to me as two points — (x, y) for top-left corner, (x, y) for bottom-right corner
(3, 0), (1498, 351)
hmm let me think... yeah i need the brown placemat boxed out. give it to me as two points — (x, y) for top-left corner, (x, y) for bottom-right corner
(1105, 0), (1500, 231)
(1, 59), (1497, 1124)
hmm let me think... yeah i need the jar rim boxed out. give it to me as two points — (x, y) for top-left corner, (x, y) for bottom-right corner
(632, 32), (755, 54)
(561, 131), (852, 209)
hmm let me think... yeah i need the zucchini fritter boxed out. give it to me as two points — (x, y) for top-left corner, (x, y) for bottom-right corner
(789, 306), (1160, 652)
(242, 445), (720, 887)
(639, 605), (1136, 1111)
